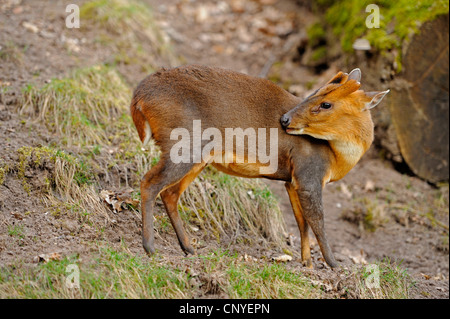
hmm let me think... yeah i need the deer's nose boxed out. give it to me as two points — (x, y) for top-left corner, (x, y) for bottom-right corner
(280, 114), (291, 128)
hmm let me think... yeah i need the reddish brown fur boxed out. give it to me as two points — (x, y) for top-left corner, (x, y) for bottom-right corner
(130, 100), (147, 143)
(130, 65), (388, 268)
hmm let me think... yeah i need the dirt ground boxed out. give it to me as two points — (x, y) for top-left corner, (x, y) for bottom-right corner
(0, 0), (448, 298)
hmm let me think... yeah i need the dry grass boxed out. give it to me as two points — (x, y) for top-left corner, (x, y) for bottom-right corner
(180, 169), (287, 247)
(0, 244), (414, 299)
(13, 146), (111, 226)
(0, 244), (193, 298)
(20, 65), (132, 147)
(0, 244), (320, 299)
(355, 259), (414, 299)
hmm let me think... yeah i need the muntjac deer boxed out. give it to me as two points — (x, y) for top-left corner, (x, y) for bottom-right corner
(130, 65), (389, 268)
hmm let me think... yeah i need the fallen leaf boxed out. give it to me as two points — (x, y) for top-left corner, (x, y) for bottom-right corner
(421, 273), (431, 280)
(10, 211), (23, 220)
(272, 254), (292, 262)
(116, 189), (139, 206)
(22, 21), (39, 33)
(341, 248), (367, 265)
(364, 180), (375, 192)
(34, 252), (62, 263)
(100, 189), (138, 212)
(351, 255), (367, 265)
(0, 80), (11, 87)
(310, 279), (333, 292)
(244, 254), (258, 262)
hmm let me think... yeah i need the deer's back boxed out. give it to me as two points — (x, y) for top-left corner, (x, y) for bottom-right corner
(133, 65), (300, 130)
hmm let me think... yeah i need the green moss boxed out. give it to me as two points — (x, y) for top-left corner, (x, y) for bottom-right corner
(0, 161), (9, 185)
(307, 22), (326, 47)
(313, 0), (449, 71)
(16, 146), (51, 193)
(363, 209), (377, 232)
(311, 46), (328, 62)
(16, 146), (94, 194)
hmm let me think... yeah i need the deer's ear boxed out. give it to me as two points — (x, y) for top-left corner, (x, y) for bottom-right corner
(348, 68), (361, 82)
(362, 90), (390, 111)
(327, 71), (349, 85)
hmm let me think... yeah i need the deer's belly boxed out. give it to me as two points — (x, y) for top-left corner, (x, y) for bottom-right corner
(211, 163), (262, 178)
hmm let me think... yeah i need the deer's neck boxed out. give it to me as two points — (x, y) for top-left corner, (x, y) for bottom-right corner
(327, 130), (373, 183)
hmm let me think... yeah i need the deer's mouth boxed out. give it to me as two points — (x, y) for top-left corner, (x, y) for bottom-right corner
(286, 125), (307, 135)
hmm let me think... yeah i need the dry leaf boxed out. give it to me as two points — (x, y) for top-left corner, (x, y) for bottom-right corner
(341, 248), (367, 265)
(364, 180), (375, 192)
(117, 190), (139, 206)
(22, 21), (39, 33)
(100, 189), (138, 212)
(351, 255), (367, 265)
(272, 254), (292, 262)
(244, 254), (258, 262)
(421, 273), (431, 280)
(310, 279), (333, 292)
(34, 252), (62, 263)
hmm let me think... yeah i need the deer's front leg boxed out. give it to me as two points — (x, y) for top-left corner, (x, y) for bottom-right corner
(294, 177), (338, 268)
(285, 182), (313, 268)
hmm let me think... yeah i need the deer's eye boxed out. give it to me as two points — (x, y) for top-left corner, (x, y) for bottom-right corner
(320, 102), (332, 110)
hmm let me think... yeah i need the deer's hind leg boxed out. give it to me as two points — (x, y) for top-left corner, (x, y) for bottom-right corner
(159, 163), (206, 255)
(140, 158), (202, 256)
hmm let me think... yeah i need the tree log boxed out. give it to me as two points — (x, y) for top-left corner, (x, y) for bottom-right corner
(388, 13), (449, 183)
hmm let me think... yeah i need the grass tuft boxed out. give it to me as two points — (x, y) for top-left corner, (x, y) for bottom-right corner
(0, 244), (415, 299)
(20, 65), (132, 147)
(13, 146), (110, 225)
(180, 168), (288, 247)
(80, 0), (177, 72)
(357, 259), (414, 299)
